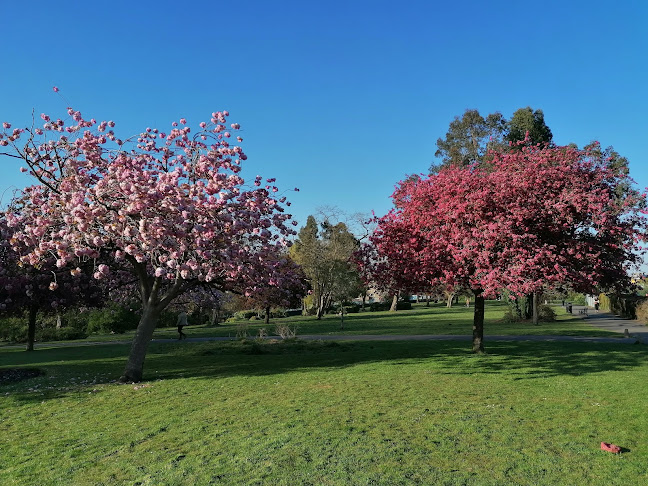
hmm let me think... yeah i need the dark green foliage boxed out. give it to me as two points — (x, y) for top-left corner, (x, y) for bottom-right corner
(507, 107), (553, 148)
(343, 305), (360, 314)
(369, 301), (390, 312)
(0, 317), (27, 342)
(37, 327), (89, 341)
(606, 294), (645, 320)
(432, 109), (508, 172)
(87, 304), (140, 334)
(636, 299), (648, 324)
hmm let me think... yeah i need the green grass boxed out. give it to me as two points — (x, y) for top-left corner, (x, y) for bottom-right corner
(151, 302), (623, 339)
(8, 301), (619, 348)
(1, 338), (647, 485)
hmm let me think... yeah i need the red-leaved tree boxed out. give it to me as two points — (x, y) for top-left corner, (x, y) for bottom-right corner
(1, 102), (298, 381)
(374, 143), (646, 352)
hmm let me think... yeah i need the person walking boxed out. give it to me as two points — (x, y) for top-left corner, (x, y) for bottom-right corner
(177, 310), (188, 340)
(594, 297), (600, 312)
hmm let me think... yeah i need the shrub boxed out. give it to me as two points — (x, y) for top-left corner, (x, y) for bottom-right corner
(343, 305), (360, 314)
(635, 299), (648, 325)
(396, 301), (412, 310)
(501, 310), (522, 324)
(37, 327), (89, 341)
(369, 302), (390, 312)
(537, 304), (556, 322)
(233, 310), (257, 320)
(87, 304), (139, 334)
(0, 317), (27, 343)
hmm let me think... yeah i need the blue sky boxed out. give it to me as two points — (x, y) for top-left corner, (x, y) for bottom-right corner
(1, 0), (647, 230)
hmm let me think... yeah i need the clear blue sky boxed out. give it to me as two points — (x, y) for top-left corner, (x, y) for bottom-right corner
(1, 0), (647, 229)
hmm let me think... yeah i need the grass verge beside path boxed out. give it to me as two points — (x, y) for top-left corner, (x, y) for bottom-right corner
(1, 339), (647, 485)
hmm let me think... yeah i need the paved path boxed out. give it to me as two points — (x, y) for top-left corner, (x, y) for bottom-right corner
(570, 305), (648, 343)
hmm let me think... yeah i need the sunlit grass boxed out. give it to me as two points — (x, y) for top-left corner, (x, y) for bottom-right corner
(25, 301), (621, 347)
(1, 339), (647, 485)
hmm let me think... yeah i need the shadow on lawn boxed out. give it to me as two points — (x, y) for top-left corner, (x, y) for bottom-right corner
(5, 338), (646, 404)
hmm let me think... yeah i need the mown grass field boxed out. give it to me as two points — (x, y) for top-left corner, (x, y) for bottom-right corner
(17, 301), (622, 346)
(1, 302), (646, 485)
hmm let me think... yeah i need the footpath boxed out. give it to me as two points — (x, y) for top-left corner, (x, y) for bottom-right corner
(573, 306), (648, 344)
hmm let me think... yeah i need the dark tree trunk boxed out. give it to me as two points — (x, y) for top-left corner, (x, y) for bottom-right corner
(26, 304), (38, 352)
(532, 292), (539, 325)
(426, 295), (430, 307)
(339, 303), (345, 329)
(524, 293), (533, 319)
(472, 290), (485, 354)
(361, 292), (366, 311)
(119, 304), (161, 383)
(390, 293), (399, 312)
(264, 306), (271, 325)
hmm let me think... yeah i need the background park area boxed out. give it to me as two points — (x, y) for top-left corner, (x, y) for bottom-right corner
(2, 1), (648, 485)
(2, 301), (648, 485)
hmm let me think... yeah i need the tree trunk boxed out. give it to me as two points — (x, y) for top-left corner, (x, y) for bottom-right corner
(524, 293), (533, 319)
(56, 313), (62, 329)
(361, 292), (366, 311)
(119, 305), (161, 383)
(532, 292), (539, 325)
(426, 295), (430, 307)
(210, 308), (220, 326)
(472, 290), (485, 354)
(26, 304), (37, 352)
(264, 306), (271, 325)
(446, 292), (454, 308)
(390, 293), (398, 312)
(339, 303), (345, 329)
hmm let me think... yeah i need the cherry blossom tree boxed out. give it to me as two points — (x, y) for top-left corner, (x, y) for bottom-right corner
(1, 217), (104, 350)
(1, 100), (297, 381)
(376, 143), (646, 353)
(241, 254), (308, 324)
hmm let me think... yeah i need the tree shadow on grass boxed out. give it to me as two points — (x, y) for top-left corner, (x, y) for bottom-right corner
(4, 338), (647, 403)
(0, 340), (648, 402)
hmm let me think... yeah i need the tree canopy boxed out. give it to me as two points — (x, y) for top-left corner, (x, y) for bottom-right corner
(380, 143), (647, 352)
(1, 108), (298, 382)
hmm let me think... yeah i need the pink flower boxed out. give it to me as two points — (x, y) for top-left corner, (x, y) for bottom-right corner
(53, 86), (59, 93)
(180, 118), (187, 125)
(49, 282), (59, 291)
(2, 122), (10, 129)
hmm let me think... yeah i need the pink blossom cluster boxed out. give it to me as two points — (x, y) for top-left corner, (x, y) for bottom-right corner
(369, 144), (647, 298)
(1, 108), (298, 293)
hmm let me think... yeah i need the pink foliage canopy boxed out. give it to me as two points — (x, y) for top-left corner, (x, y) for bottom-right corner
(372, 144), (647, 298)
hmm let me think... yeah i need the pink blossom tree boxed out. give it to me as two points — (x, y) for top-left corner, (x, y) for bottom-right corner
(242, 255), (308, 324)
(1, 103), (297, 381)
(375, 143), (647, 352)
(0, 217), (104, 350)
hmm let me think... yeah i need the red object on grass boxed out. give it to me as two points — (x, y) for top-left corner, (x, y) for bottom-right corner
(600, 442), (621, 453)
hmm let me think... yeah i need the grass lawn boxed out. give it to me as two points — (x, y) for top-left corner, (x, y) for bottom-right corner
(16, 301), (620, 347)
(1, 337), (647, 485)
